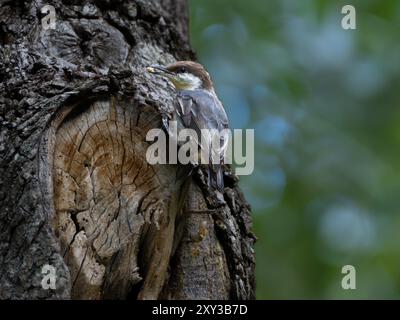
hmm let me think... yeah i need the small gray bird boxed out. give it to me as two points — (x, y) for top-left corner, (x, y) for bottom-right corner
(147, 61), (229, 192)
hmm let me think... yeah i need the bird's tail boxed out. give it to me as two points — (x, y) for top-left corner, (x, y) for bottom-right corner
(208, 164), (224, 192)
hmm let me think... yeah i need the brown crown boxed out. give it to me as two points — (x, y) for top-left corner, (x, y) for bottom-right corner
(166, 61), (214, 90)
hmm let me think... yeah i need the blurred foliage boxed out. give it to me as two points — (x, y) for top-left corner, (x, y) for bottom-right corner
(189, 0), (400, 299)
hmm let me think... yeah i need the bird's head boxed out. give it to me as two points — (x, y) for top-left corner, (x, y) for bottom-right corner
(147, 61), (213, 92)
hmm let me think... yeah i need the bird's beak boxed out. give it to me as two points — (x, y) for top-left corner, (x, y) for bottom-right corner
(146, 65), (174, 77)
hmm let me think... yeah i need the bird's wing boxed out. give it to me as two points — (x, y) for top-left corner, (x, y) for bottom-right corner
(177, 90), (229, 163)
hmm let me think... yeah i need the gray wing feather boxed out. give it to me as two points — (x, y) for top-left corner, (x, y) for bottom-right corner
(177, 89), (228, 133)
(176, 90), (229, 191)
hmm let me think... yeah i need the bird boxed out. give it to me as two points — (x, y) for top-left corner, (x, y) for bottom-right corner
(147, 61), (229, 192)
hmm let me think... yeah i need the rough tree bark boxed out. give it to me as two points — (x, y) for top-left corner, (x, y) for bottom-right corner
(0, 0), (255, 300)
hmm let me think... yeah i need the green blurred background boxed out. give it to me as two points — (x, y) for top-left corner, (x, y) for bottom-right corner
(189, 0), (400, 299)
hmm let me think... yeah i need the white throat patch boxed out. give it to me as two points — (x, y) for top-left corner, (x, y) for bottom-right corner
(175, 73), (202, 90)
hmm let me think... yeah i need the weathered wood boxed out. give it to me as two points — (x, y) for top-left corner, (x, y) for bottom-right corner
(0, 0), (255, 300)
(52, 97), (187, 299)
(160, 181), (231, 300)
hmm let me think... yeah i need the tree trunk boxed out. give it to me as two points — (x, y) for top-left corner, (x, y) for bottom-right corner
(0, 0), (255, 300)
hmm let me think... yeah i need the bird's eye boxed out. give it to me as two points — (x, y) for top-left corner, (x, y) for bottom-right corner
(178, 67), (186, 73)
